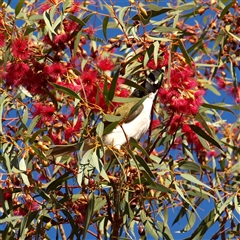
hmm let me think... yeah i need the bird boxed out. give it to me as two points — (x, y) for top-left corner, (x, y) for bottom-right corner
(46, 68), (165, 158)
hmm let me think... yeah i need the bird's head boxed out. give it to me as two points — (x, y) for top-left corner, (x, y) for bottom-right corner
(145, 67), (165, 94)
(131, 67), (165, 98)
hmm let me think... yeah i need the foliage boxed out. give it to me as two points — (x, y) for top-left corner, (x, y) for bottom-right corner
(0, 0), (240, 239)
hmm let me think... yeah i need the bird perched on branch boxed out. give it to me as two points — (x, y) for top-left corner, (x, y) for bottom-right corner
(46, 68), (165, 158)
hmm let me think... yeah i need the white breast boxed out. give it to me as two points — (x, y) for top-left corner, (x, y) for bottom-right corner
(103, 92), (156, 149)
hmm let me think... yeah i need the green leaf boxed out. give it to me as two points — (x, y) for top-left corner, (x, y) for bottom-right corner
(27, 115), (41, 135)
(141, 210), (161, 239)
(92, 151), (109, 182)
(24, 27), (36, 36)
(50, 83), (81, 99)
(102, 16), (109, 40)
(177, 39), (192, 66)
(82, 13), (94, 25)
(147, 182), (172, 193)
(184, 208), (216, 240)
(62, 209), (80, 238)
(132, 7), (172, 22)
(234, 195), (240, 215)
(157, 222), (174, 240)
(43, 10), (56, 35)
(178, 160), (201, 173)
(172, 205), (188, 226)
(213, 30), (224, 49)
(177, 2), (196, 11)
(113, 96), (145, 103)
(181, 173), (212, 190)
(153, 26), (180, 33)
(103, 121), (119, 135)
(194, 112), (213, 136)
(74, 31), (81, 56)
(19, 158), (30, 187)
(68, 14), (86, 27)
(144, 43), (154, 68)
(35, 186), (50, 201)
(134, 154), (154, 179)
(219, 2), (234, 19)
(83, 193), (94, 239)
(108, 69), (119, 101)
(96, 121), (104, 137)
(181, 210), (196, 232)
(202, 103), (235, 115)
(104, 114), (123, 123)
(46, 172), (72, 192)
(15, 0), (24, 16)
(189, 124), (223, 150)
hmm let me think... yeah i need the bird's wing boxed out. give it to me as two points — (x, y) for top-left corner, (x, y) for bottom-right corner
(114, 100), (144, 124)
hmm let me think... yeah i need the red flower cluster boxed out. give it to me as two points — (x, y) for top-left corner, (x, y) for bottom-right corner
(32, 102), (56, 127)
(216, 76), (240, 103)
(14, 197), (40, 216)
(44, 62), (67, 81)
(11, 38), (31, 60)
(77, 67), (129, 112)
(97, 57), (115, 71)
(0, 19), (6, 47)
(168, 115), (204, 153)
(0, 32), (6, 47)
(159, 64), (205, 115)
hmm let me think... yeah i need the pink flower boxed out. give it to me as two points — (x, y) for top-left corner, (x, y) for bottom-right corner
(44, 62), (67, 81)
(68, 0), (81, 14)
(216, 76), (226, 90)
(182, 122), (204, 153)
(33, 102), (55, 127)
(97, 57), (115, 71)
(5, 62), (31, 86)
(0, 32), (6, 47)
(11, 38), (31, 60)
(83, 25), (96, 36)
(158, 65), (205, 115)
(65, 119), (82, 141)
(39, 2), (51, 14)
(64, 20), (79, 32)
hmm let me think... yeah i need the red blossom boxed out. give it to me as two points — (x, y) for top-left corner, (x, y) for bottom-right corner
(64, 20), (79, 32)
(65, 119), (82, 141)
(33, 102), (55, 127)
(3, 189), (12, 201)
(68, 0), (81, 13)
(158, 65), (205, 115)
(39, 2), (51, 14)
(5, 62), (32, 86)
(83, 25), (96, 36)
(0, 32), (6, 47)
(14, 207), (27, 216)
(24, 198), (40, 211)
(54, 33), (69, 44)
(168, 114), (184, 135)
(97, 57), (115, 71)
(57, 82), (81, 93)
(140, 51), (169, 70)
(44, 62), (67, 81)
(151, 119), (161, 129)
(216, 76), (226, 90)
(228, 86), (240, 103)
(11, 38), (31, 60)
(182, 122), (204, 153)
(207, 150), (218, 158)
